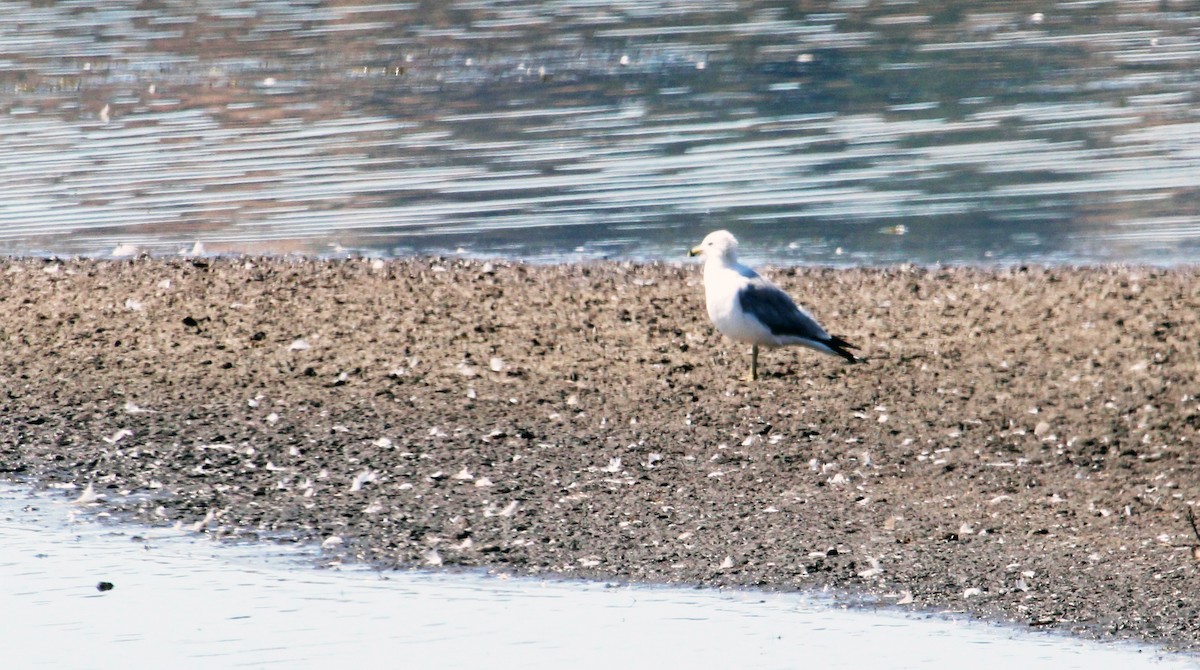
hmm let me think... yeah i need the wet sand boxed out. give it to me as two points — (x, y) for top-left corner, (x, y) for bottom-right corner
(1, 257), (1197, 649)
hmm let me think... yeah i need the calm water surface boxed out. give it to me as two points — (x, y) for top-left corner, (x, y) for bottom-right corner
(2, 483), (1196, 669)
(1, 1), (1199, 264)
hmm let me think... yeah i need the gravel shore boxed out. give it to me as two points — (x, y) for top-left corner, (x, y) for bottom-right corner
(1, 257), (1197, 649)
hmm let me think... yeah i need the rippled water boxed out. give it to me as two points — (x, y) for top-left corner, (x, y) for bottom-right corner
(1, 2), (1198, 264)
(2, 483), (1195, 669)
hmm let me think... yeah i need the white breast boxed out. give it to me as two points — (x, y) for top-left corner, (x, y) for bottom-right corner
(703, 264), (777, 346)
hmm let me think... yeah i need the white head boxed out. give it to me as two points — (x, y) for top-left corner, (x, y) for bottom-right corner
(688, 230), (739, 263)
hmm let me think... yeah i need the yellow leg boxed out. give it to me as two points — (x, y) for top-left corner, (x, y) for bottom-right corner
(748, 345), (759, 381)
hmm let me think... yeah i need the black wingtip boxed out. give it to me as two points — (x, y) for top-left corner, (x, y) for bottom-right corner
(826, 336), (861, 363)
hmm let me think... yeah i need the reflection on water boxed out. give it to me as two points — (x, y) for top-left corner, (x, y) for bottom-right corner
(1, 2), (1198, 264)
(1, 483), (1195, 670)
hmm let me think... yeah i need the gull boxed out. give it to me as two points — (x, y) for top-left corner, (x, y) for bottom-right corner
(689, 230), (859, 380)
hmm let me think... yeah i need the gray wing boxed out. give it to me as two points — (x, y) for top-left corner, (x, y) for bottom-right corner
(738, 280), (830, 341)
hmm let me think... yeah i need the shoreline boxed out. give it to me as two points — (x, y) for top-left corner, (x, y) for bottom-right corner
(1, 257), (1197, 650)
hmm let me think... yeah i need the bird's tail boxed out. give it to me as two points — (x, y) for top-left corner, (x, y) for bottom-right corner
(824, 335), (861, 363)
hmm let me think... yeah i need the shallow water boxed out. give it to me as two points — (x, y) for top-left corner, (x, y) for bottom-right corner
(0, 483), (1195, 669)
(1, 2), (1198, 265)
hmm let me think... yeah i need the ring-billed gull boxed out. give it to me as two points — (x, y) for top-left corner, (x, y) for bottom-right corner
(689, 230), (859, 380)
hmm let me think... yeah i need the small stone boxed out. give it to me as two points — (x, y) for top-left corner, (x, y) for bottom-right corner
(349, 469), (378, 492)
(321, 535), (344, 549)
(103, 429), (133, 444)
(74, 484), (101, 504)
(857, 557), (883, 579)
(191, 509), (216, 532)
(288, 339), (311, 351)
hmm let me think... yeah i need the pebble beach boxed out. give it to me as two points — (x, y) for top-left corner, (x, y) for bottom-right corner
(1, 257), (1197, 649)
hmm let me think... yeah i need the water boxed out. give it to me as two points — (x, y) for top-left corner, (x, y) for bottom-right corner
(2, 5), (1198, 665)
(2, 2), (1199, 265)
(0, 483), (1195, 669)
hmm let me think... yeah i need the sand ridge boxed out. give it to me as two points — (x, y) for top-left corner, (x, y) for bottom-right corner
(0, 257), (1197, 649)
